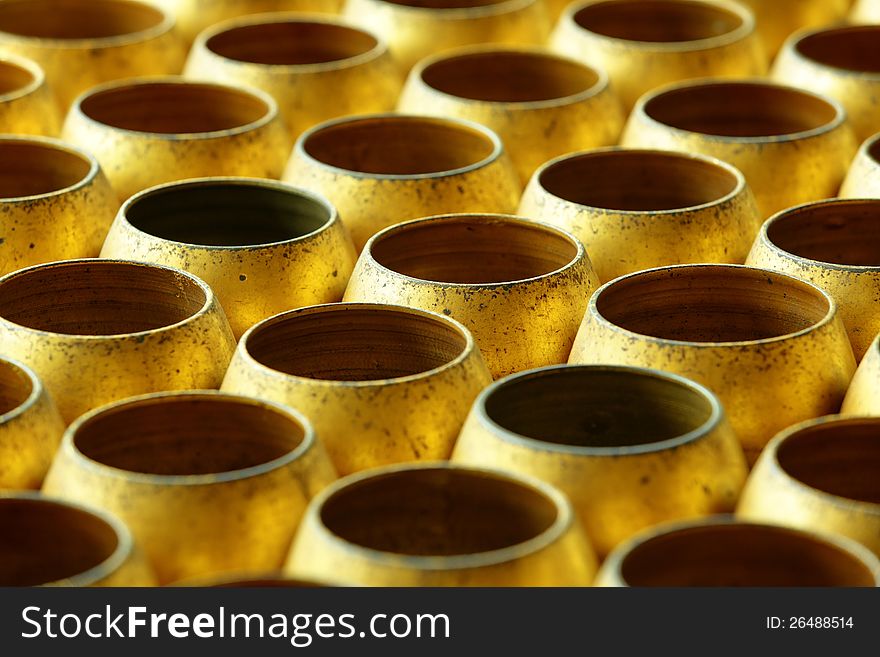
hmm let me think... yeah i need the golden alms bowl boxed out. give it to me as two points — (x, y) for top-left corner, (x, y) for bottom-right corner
(344, 213), (599, 378)
(595, 517), (880, 587)
(0, 0), (185, 110)
(185, 15), (401, 142)
(283, 114), (520, 251)
(746, 198), (880, 361)
(738, 0), (850, 60)
(0, 259), (236, 424)
(0, 54), (59, 135)
(222, 303), (492, 475)
(398, 45), (623, 184)
(452, 364), (747, 557)
(569, 264), (856, 463)
(343, 0), (551, 73)
(285, 462), (597, 586)
(0, 492), (155, 586)
(0, 356), (63, 489)
(551, 0), (764, 112)
(519, 148), (761, 281)
(622, 79), (856, 218)
(774, 25), (880, 143)
(0, 136), (118, 276)
(840, 132), (880, 199)
(737, 415), (880, 556)
(63, 77), (292, 202)
(842, 335), (880, 416)
(43, 391), (337, 585)
(852, 0), (880, 23)
(100, 178), (356, 339)
(153, 0), (343, 45)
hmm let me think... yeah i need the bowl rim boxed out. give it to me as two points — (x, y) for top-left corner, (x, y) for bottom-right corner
(235, 301), (482, 389)
(360, 212), (588, 289)
(587, 263), (840, 348)
(471, 364), (727, 457)
(302, 461), (580, 571)
(117, 177), (341, 251)
(0, 135), (101, 203)
(630, 78), (849, 145)
(0, 355), (44, 425)
(57, 390), (319, 486)
(0, 53), (45, 102)
(784, 24), (880, 81)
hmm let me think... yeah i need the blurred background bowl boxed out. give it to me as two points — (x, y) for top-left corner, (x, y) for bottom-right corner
(0, 54), (59, 135)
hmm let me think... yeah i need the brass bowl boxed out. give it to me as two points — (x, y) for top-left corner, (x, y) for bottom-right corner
(343, 0), (551, 72)
(0, 356), (63, 489)
(840, 132), (880, 198)
(222, 303), (492, 475)
(0, 54), (59, 135)
(285, 462), (597, 586)
(344, 213), (599, 378)
(746, 198), (880, 361)
(773, 25), (880, 143)
(551, 0), (764, 112)
(568, 264), (856, 462)
(0, 259), (236, 423)
(452, 365), (747, 556)
(0, 0), (185, 110)
(852, 0), (880, 23)
(283, 114), (520, 251)
(397, 45), (623, 184)
(622, 79), (856, 218)
(185, 15), (402, 142)
(0, 492), (155, 586)
(153, 0), (344, 45)
(519, 148), (762, 281)
(0, 136), (118, 276)
(841, 335), (880, 416)
(100, 178), (356, 339)
(595, 517), (880, 586)
(43, 391), (337, 585)
(738, 415), (880, 557)
(738, 0), (850, 60)
(62, 77), (292, 202)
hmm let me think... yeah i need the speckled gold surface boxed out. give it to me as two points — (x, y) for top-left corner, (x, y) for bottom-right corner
(551, 0), (765, 112)
(623, 79), (857, 218)
(153, 0), (343, 45)
(773, 26), (880, 144)
(0, 492), (156, 586)
(286, 463), (598, 586)
(0, 0), (186, 110)
(62, 77), (292, 202)
(0, 259), (236, 424)
(345, 214), (599, 379)
(344, 0), (550, 73)
(746, 199), (880, 361)
(222, 303), (493, 475)
(284, 114), (521, 251)
(737, 416), (880, 557)
(569, 265), (856, 462)
(43, 391), (336, 584)
(0, 55), (59, 136)
(185, 15), (402, 142)
(519, 148), (762, 281)
(453, 365), (747, 557)
(0, 357), (63, 489)
(100, 178), (356, 339)
(398, 45), (624, 185)
(842, 336), (880, 416)
(0, 136), (118, 277)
